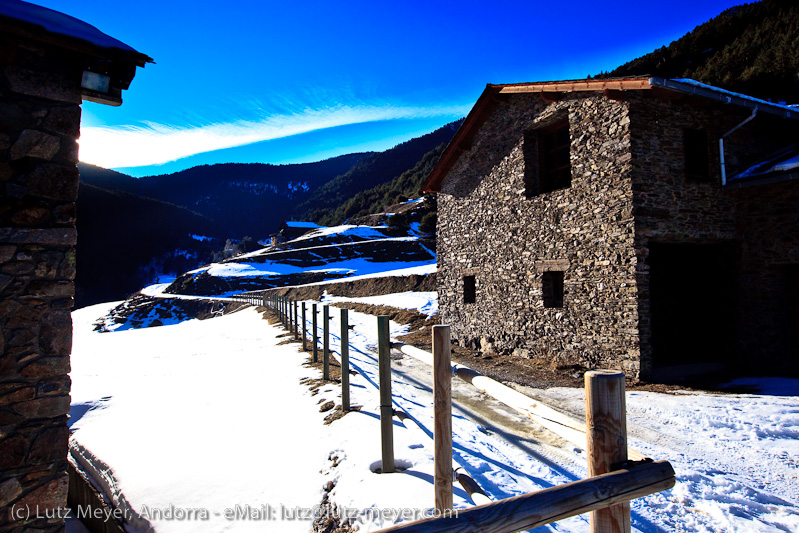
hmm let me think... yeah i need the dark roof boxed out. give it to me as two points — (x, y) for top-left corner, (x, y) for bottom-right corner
(422, 77), (799, 193)
(725, 147), (799, 189)
(0, 0), (152, 66)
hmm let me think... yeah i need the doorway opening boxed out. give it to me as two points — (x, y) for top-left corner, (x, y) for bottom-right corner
(648, 242), (738, 380)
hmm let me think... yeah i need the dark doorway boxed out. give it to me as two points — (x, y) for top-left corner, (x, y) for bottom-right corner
(648, 242), (738, 376)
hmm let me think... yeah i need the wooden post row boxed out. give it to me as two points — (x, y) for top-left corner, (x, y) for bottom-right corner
(302, 302), (307, 350)
(377, 315), (394, 473)
(585, 370), (630, 533)
(323, 305), (330, 381)
(312, 303), (318, 363)
(340, 308), (350, 412)
(432, 325), (453, 512)
(291, 299), (296, 335)
(294, 300), (298, 339)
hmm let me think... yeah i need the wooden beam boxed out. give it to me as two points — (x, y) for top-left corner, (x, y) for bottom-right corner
(374, 461), (675, 533)
(586, 371), (630, 533)
(433, 325), (453, 512)
(377, 316), (395, 473)
(498, 78), (652, 94)
(340, 309), (350, 412)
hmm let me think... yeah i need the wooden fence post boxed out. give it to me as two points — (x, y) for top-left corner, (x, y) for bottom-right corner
(322, 305), (330, 380)
(312, 303), (318, 363)
(377, 315), (394, 473)
(294, 300), (299, 339)
(585, 370), (630, 533)
(302, 302), (307, 351)
(432, 325), (453, 512)
(340, 308), (350, 412)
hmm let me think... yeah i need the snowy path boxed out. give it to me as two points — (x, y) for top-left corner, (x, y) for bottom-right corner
(296, 301), (666, 532)
(70, 297), (799, 532)
(297, 298), (799, 532)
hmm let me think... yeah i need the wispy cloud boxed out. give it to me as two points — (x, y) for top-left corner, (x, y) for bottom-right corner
(79, 101), (470, 169)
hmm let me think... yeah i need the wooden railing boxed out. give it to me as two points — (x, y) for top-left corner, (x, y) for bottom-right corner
(233, 292), (675, 533)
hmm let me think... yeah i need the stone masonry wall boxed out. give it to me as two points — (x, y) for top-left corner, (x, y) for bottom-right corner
(0, 37), (82, 532)
(438, 93), (641, 377)
(627, 95), (738, 378)
(628, 95), (799, 377)
(731, 178), (799, 371)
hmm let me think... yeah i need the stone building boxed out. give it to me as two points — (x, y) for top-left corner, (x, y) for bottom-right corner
(0, 2), (149, 530)
(423, 77), (799, 381)
(279, 220), (322, 241)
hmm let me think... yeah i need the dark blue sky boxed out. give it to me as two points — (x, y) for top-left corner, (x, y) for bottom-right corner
(33, 0), (744, 176)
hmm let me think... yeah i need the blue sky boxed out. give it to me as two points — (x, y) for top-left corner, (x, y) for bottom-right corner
(34, 0), (743, 177)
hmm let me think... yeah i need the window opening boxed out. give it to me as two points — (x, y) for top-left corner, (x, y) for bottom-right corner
(542, 271), (564, 308)
(463, 275), (476, 304)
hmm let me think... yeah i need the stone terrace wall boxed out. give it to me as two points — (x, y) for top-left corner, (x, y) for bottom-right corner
(438, 93), (641, 377)
(0, 39), (81, 532)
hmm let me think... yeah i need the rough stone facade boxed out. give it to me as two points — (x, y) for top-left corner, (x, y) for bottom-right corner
(438, 93), (641, 376)
(0, 36), (82, 532)
(0, 7), (148, 529)
(437, 88), (799, 381)
(729, 178), (799, 371)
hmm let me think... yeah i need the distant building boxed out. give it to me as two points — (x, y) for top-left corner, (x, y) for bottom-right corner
(278, 220), (322, 241)
(424, 77), (799, 381)
(0, 1), (150, 529)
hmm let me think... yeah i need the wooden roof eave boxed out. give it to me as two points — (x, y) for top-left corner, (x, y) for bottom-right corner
(495, 78), (653, 94)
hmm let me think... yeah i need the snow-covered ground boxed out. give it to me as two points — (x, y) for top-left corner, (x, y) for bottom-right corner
(321, 290), (438, 318)
(70, 296), (799, 532)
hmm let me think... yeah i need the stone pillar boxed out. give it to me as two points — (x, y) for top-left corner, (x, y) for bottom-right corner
(0, 41), (82, 532)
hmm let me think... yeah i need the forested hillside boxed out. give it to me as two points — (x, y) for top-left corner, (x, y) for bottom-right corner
(293, 120), (461, 224)
(75, 183), (217, 306)
(602, 0), (799, 102)
(79, 153), (367, 239)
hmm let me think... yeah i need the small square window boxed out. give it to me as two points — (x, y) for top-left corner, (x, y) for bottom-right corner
(463, 275), (476, 304)
(542, 271), (564, 308)
(684, 128), (710, 181)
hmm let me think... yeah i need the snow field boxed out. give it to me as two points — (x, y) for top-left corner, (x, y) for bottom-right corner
(70, 303), (464, 532)
(71, 295), (799, 532)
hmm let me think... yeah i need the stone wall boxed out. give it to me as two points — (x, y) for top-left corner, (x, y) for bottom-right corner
(627, 95), (738, 378)
(437, 93), (641, 377)
(0, 37), (81, 532)
(628, 95), (799, 377)
(731, 178), (799, 371)
(437, 89), (799, 381)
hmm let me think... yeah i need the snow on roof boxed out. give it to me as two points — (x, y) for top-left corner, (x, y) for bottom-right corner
(732, 147), (799, 181)
(283, 221), (322, 229)
(0, 0), (144, 55)
(666, 78), (798, 116)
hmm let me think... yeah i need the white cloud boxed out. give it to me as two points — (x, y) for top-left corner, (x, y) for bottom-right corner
(78, 102), (470, 169)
